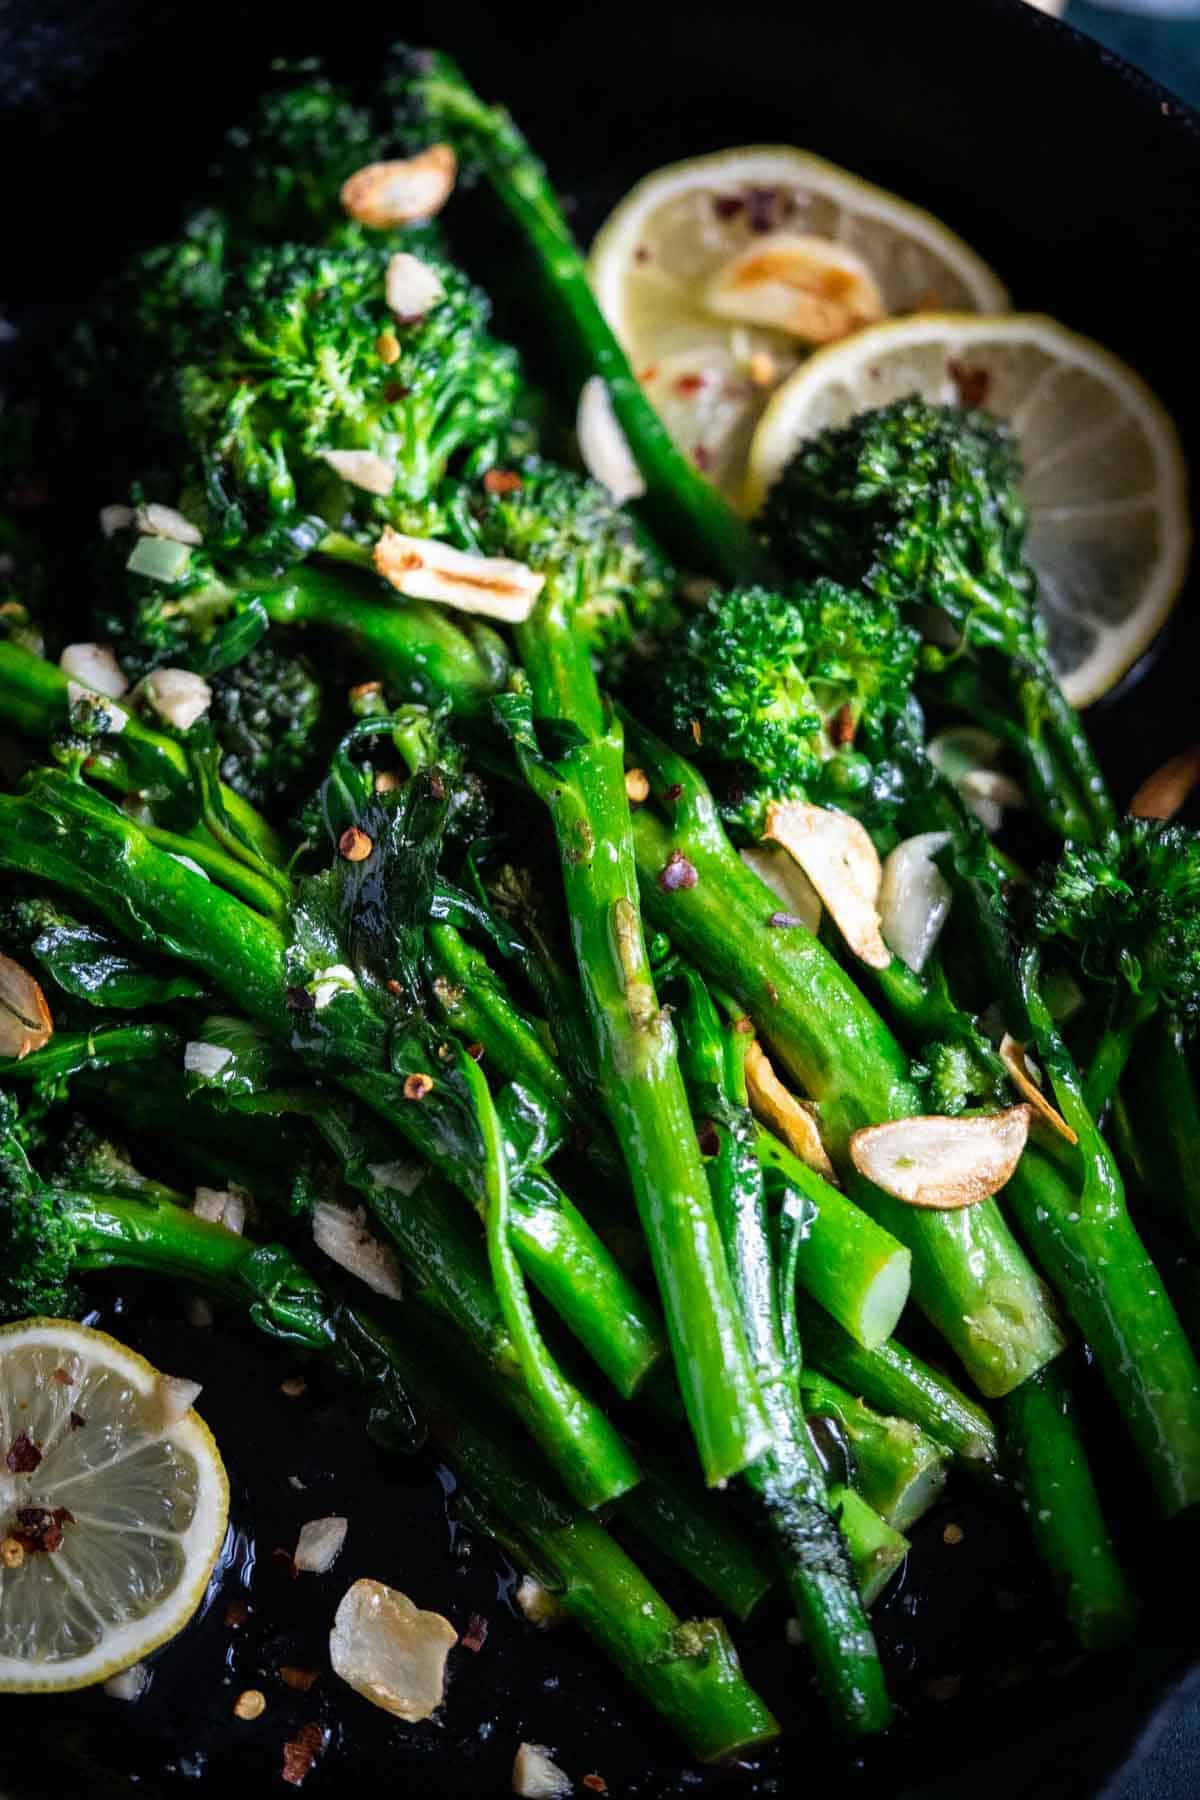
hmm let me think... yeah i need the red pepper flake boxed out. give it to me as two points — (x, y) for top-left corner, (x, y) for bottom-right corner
(6, 1431), (41, 1474)
(403, 1072), (434, 1101)
(383, 382), (412, 403)
(665, 783), (684, 804)
(14, 1505), (74, 1554)
(712, 194), (744, 219)
(224, 1597), (251, 1629)
(693, 445), (713, 472)
(768, 911), (806, 928)
(338, 826), (373, 863)
(281, 1722), (328, 1787)
(582, 1777), (608, 1795)
(696, 1118), (720, 1157)
(69, 1411), (86, 1431)
(465, 1042), (485, 1063)
(636, 364), (659, 385)
(279, 1665), (321, 1692)
(673, 373), (705, 395)
(634, 244), (651, 264)
(733, 1015), (755, 1035)
(483, 468), (523, 495)
(690, 720), (703, 747)
(658, 850), (698, 893)
(745, 185), (793, 233)
(829, 703), (856, 747)
(460, 1612), (489, 1653)
(386, 979), (406, 999)
(947, 360), (991, 409)
(51, 1367), (71, 1386)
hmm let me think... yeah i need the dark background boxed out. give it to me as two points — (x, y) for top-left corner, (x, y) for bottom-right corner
(2, 3), (1199, 1795)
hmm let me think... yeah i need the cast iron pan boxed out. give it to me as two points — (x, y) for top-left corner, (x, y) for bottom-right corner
(1, 3), (1198, 1795)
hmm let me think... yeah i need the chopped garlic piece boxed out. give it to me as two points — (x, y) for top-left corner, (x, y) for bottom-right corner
(184, 1041), (233, 1079)
(311, 1200), (404, 1301)
(703, 232), (885, 344)
(135, 503), (203, 545)
(514, 1575), (563, 1629)
(330, 1579), (457, 1720)
(878, 832), (953, 974)
(374, 527), (544, 623)
(513, 1743), (573, 1798)
(850, 1106), (1031, 1209)
(104, 1663), (149, 1702)
(99, 503), (135, 538)
(576, 377), (645, 504)
(60, 642), (128, 699)
(764, 801), (889, 969)
(385, 252), (446, 321)
(294, 1516), (348, 1574)
(319, 449), (395, 496)
(143, 667), (212, 731)
(341, 146), (457, 228)
(744, 1040), (833, 1177)
(155, 1375), (203, 1428)
(192, 1186), (247, 1234)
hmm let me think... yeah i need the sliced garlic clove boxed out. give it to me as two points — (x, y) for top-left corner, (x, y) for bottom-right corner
(341, 146), (457, 228)
(1129, 745), (1200, 821)
(999, 1036), (1078, 1145)
(385, 252), (446, 322)
(312, 1200), (405, 1301)
(329, 1579), (457, 1721)
(576, 377), (646, 505)
(0, 953), (53, 1060)
(143, 667), (212, 732)
(878, 832), (953, 974)
(764, 800), (890, 969)
(60, 643), (128, 699)
(744, 1039), (833, 1177)
(294, 1515), (348, 1574)
(135, 503), (203, 546)
(850, 1106), (1031, 1209)
(513, 1743), (573, 1799)
(373, 528), (544, 623)
(318, 449), (395, 496)
(702, 232), (886, 344)
(739, 844), (822, 935)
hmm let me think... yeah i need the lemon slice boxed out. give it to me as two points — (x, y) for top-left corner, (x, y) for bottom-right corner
(746, 313), (1191, 707)
(0, 1318), (229, 1692)
(589, 147), (1008, 506)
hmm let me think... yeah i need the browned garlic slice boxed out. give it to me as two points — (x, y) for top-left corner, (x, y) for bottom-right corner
(878, 832), (953, 974)
(744, 1040), (834, 1177)
(155, 1375), (203, 1428)
(385, 252), (446, 321)
(60, 642), (128, 699)
(702, 233), (885, 344)
(998, 1036), (1078, 1145)
(142, 668), (212, 731)
(576, 377), (645, 504)
(340, 146), (457, 228)
(311, 1200), (404, 1301)
(764, 801), (890, 968)
(739, 843), (822, 934)
(513, 1743), (573, 1799)
(850, 1106), (1031, 1209)
(1129, 745), (1200, 821)
(294, 1515), (348, 1574)
(373, 528), (544, 622)
(318, 449), (396, 496)
(0, 954), (53, 1060)
(329, 1579), (457, 1721)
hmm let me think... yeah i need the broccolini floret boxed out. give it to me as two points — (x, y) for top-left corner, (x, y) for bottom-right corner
(647, 580), (918, 835)
(208, 639), (326, 813)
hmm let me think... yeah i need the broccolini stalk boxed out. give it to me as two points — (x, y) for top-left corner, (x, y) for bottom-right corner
(623, 719), (1065, 1398)
(800, 1370), (948, 1534)
(0, 1022), (183, 1088)
(1005, 950), (1200, 1516)
(1124, 1020), (1200, 1249)
(673, 968), (892, 1736)
(828, 1489), (908, 1610)
(0, 638), (285, 871)
(390, 51), (776, 583)
(1001, 1364), (1138, 1651)
(753, 1124), (910, 1350)
(476, 477), (769, 1485)
(793, 1298), (1000, 1477)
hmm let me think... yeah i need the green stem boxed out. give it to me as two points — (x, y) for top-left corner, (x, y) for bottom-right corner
(829, 1487), (909, 1609)
(140, 823), (291, 923)
(512, 604), (770, 1485)
(1009, 950), (1200, 1516)
(0, 1022), (182, 1086)
(411, 53), (777, 585)
(624, 721), (1065, 1398)
(1124, 1020), (1200, 1249)
(754, 1124), (911, 1350)
(615, 1464), (775, 1625)
(1001, 1363), (1138, 1650)
(1082, 991), (1158, 1120)
(800, 1371), (947, 1533)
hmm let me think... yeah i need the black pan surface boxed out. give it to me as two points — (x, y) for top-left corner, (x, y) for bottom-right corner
(1, 4), (1198, 1795)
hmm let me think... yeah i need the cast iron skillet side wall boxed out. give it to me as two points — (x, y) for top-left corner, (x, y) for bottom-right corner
(0, 3), (1198, 1796)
